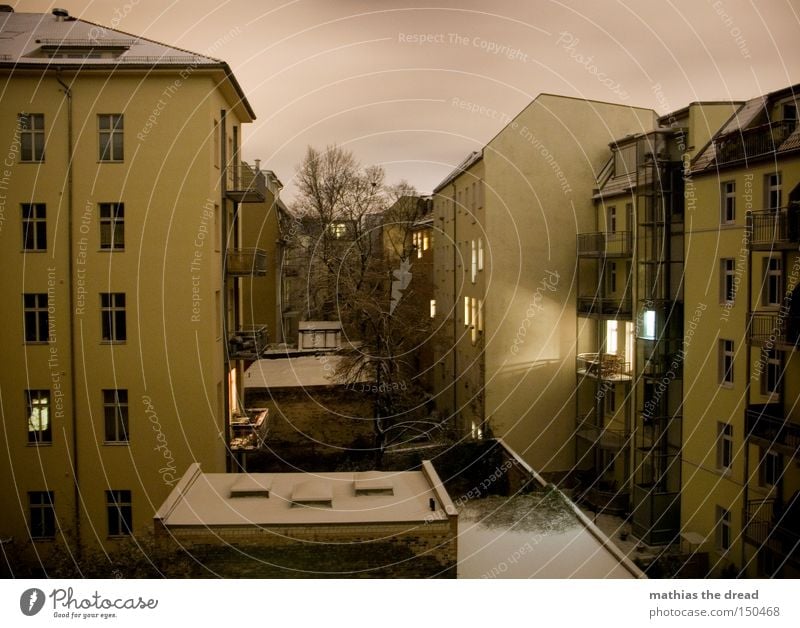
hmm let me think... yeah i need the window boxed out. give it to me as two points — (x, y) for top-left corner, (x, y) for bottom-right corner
(471, 297), (478, 343)
(606, 320), (618, 354)
(765, 172), (782, 210)
(607, 262), (617, 293)
(763, 257), (782, 306)
(614, 145), (636, 176)
(98, 114), (124, 161)
(463, 296), (470, 327)
(625, 203), (634, 231)
(106, 490), (132, 537)
(716, 506), (731, 551)
(103, 389), (129, 443)
(328, 222), (347, 239)
(477, 299), (483, 333)
(22, 203), (47, 251)
(423, 232), (429, 251)
(477, 180), (485, 209)
(29, 491), (55, 539)
(760, 450), (780, 487)
(607, 206), (617, 233)
(99, 203), (124, 250)
(720, 258), (735, 303)
(719, 339), (734, 386)
(721, 181), (735, 224)
(19, 113), (45, 162)
(716, 422), (733, 472)
(478, 238), (484, 271)
(100, 293), (126, 342)
(23, 293), (49, 343)
(471, 240), (477, 283)
(784, 103), (798, 122)
(26, 390), (51, 444)
(465, 185), (472, 212)
(642, 309), (656, 340)
(763, 351), (781, 396)
(429, 299), (436, 318)
(606, 387), (616, 414)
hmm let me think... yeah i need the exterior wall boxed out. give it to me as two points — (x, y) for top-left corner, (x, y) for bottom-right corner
(682, 148), (800, 574)
(0, 69), (245, 556)
(156, 518), (457, 577)
(479, 95), (655, 474)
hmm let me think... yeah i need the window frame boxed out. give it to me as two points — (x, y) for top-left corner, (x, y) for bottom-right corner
(716, 506), (731, 552)
(99, 202), (125, 250)
(29, 491), (55, 539)
(719, 339), (734, 386)
(760, 449), (780, 487)
(720, 258), (735, 304)
(100, 292), (127, 343)
(98, 113), (124, 162)
(19, 113), (45, 162)
(720, 181), (736, 224)
(763, 257), (782, 307)
(765, 172), (782, 210)
(23, 293), (49, 343)
(26, 389), (52, 444)
(716, 422), (733, 473)
(21, 203), (47, 251)
(103, 389), (129, 444)
(105, 489), (132, 537)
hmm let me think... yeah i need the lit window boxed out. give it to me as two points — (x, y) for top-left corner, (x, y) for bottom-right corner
(464, 296), (470, 327)
(471, 297), (478, 343)
(423, 232), (429, 251)
(478, 238), (484, 271)
(471, 240), (477, 283)
(721, 181), (735, 224)
(716, 422), (733, 472)
(22, 203), (47, 251)
(98, 114), (124, 162)
(477, 299), (483, 332)
(26, 390), (51, 444)
(19, 113), (45, 162)
(642, 309), (656, 340)
(606, 320), (618, 354)
(328, 222), (347, 239)
(429, 299), (436, 318)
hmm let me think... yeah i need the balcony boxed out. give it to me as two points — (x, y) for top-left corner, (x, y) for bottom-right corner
(577, 231), (632, 257)
(226, 162), (265, 203)
(230, 408), (269, 451)
(632, 484), (680, 545)
(228, 325), (269, 359)
(577, 296), (633, 319)
(714, 120), (797, 165)
(743, 498), (800, 566)
(227, 248), (268, 276)
(576, 353), (632, 381)
(745, 404), (800, 457)
(580, 482), (630, 516)
(576, 417), (629, 451)
(748, 312), (800, 350)
(748, 207), (800, 250)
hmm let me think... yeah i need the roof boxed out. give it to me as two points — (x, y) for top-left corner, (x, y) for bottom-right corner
(0, 9), (255, 120)
(155, 462), (455, 527)
(243, 355), (355, 388)
(432, 150), (483, 193)
(298, 320), (343, 331)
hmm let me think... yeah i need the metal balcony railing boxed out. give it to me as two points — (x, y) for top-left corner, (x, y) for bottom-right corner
(576, 353), (632, 381)
(226, 248), (268, 276)
(228, 325), (269, 359)
(714, 120), (797, 165)
(748, 207), (800, 248)
(749, 312), (800, 348)
(743, 498), (800, 565)
(226, 161), (265, 203)
(575, 417), (629, 451)
(745, 404), (800, 455)
(576, 231), (632, 257)
(577, 296), (633, 318)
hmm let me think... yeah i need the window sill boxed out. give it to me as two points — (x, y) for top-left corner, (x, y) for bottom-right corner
(100, 341), (127, 345)
(24, 341), (50, 346)
(97, 160), (124, 164)
(20, 250), (47, 254)
(715, 467), (733, 479)
(719, 222), (738, 229)
(31, 536), (56, 542)
(103, 441), (130, 446)
(26, 442), (53, 447)
(19, 160), (45, 165)
(99, 248), (126, 253)
(720, 382), (734, 390)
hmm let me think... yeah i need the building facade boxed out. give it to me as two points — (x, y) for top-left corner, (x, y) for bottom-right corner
(0, 8), (263, 568)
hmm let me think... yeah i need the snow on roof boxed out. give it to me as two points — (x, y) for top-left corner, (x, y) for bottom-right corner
(155, 463), (450, 526)
(243, 355), (353, 388)
(298, 321), (343, 331)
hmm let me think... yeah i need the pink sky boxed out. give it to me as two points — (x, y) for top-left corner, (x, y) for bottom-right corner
(13, 0), (800, 201)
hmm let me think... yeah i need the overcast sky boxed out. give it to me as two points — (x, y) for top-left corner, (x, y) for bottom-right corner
(14, 0), (800, 201)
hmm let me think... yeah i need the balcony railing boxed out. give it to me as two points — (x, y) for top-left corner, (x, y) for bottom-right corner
(576, 353), (632, 381)
(749, 312), (800, 349)
(226, 162), (265, 203)
(576, 417), (629, 451)
(745, 404), (800, 455)
(227, 248), (268, 276)
(748, 207), (800, 248)
(714, 120), (797, 165)
(577, 296), (633, 318)
(577, 231), (632, 257)
(743, 498), (800, 565)
(228, 325), (269, 359)
(580, 484), (630, 516)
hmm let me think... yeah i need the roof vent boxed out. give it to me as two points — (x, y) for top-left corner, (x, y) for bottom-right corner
(290, 480), (333, 508)
(354, 472), (394, 496)
(229, 475), (272, 498)
(52, 8), (69, 20)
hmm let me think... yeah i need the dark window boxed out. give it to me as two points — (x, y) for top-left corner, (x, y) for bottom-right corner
(26, 390), (52, 444)
(98, 114), (124, 161)
(29, 491), (55, 538)
(103, 389), (129, 443)
(100, 293), (126, 342)
(22, 203), (47, 251)
(106, 490), (132, 537)
(23, 293), (49, 342)
(99, 203), (124, 250)
(19, 113), (45, 162)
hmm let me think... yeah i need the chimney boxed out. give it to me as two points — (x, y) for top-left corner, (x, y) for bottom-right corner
(254, 159), (261, 172)
(52, 8), (69, 21)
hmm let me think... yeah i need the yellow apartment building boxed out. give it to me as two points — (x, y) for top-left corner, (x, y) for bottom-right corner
(0, 7), (264, 569)
(684, 84), (800, 576)
(432, 94), (655, 476)
(575, 101), (740, 547)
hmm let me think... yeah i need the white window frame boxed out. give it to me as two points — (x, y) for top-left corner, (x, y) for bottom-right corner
(766, 172), (782, 210)
(721, 181), (736, 224)
(716, 422), (733, 473)
(719, 339), (734, 386)
(720, 258), (735, 304)
(763, 257), (782, 307)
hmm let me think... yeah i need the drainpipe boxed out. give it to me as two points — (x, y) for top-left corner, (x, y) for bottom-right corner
(220, 109), (231, 472)
(56, 69), (81, 554)
(451, 183), (458, 433)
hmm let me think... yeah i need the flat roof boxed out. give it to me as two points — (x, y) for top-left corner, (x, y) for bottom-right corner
(156, 463), (452, 527)
(243, 355), (351, 388)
